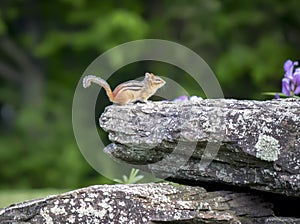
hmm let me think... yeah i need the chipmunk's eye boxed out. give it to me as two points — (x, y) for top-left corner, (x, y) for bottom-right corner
(155, 78), (161, 82)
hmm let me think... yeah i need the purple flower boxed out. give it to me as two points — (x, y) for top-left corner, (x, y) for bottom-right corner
(282, 60), (300, 96)
(294, 68), (300, 92)
(173, 95), (189, 102)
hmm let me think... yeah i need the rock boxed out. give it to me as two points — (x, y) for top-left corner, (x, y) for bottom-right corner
(2, 99), (300, 223)
(100, 99), (300, 197)
(0, 183), (278, 224)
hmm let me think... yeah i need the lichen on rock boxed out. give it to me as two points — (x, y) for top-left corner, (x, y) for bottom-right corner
(255, 134), (280, 162)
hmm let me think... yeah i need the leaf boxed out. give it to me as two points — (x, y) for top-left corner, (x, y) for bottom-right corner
(262, 92), (300, 99)
(113, 169), (144, 184)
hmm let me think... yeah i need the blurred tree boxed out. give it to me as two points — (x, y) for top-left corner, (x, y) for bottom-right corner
(147, 0), (300, 98)
(0, 0), (148, 188)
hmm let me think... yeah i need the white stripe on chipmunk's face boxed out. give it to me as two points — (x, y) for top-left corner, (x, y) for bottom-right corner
(154, 77), (165, 87)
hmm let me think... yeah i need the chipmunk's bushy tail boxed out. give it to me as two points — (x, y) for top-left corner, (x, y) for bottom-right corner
(82, 75), (114, 102)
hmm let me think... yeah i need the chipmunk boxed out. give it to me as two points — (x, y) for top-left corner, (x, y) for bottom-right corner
(82, 72), (166, 105)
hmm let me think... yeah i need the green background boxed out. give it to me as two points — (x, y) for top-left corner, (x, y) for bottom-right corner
(0, 0), (299, 206)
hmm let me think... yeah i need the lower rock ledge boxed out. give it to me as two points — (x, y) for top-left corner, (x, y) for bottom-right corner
(0, 183), (299, 224)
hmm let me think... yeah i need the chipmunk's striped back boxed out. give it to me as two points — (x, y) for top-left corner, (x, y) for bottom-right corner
(113, 80), (144, 95)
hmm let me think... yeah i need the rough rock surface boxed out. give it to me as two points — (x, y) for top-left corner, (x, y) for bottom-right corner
(0, 183), (283, 224)
(100, 99), (300, 197)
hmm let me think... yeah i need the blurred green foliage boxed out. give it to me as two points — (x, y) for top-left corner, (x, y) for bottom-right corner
(0, 188), (68, 208)
(0, 0), (299, 189)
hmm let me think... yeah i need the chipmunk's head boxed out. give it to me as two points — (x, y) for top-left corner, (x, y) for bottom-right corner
(145, 72), (166, 88)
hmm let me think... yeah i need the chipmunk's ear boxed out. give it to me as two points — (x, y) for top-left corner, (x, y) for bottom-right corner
(145, 72), (152, 78)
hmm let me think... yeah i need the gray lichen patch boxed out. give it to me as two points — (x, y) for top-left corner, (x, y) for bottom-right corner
(255, 134), (280, 162)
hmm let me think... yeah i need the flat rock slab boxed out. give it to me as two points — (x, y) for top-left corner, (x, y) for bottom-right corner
(100, 99), (300, 196)
(0, 183), (288, 224)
